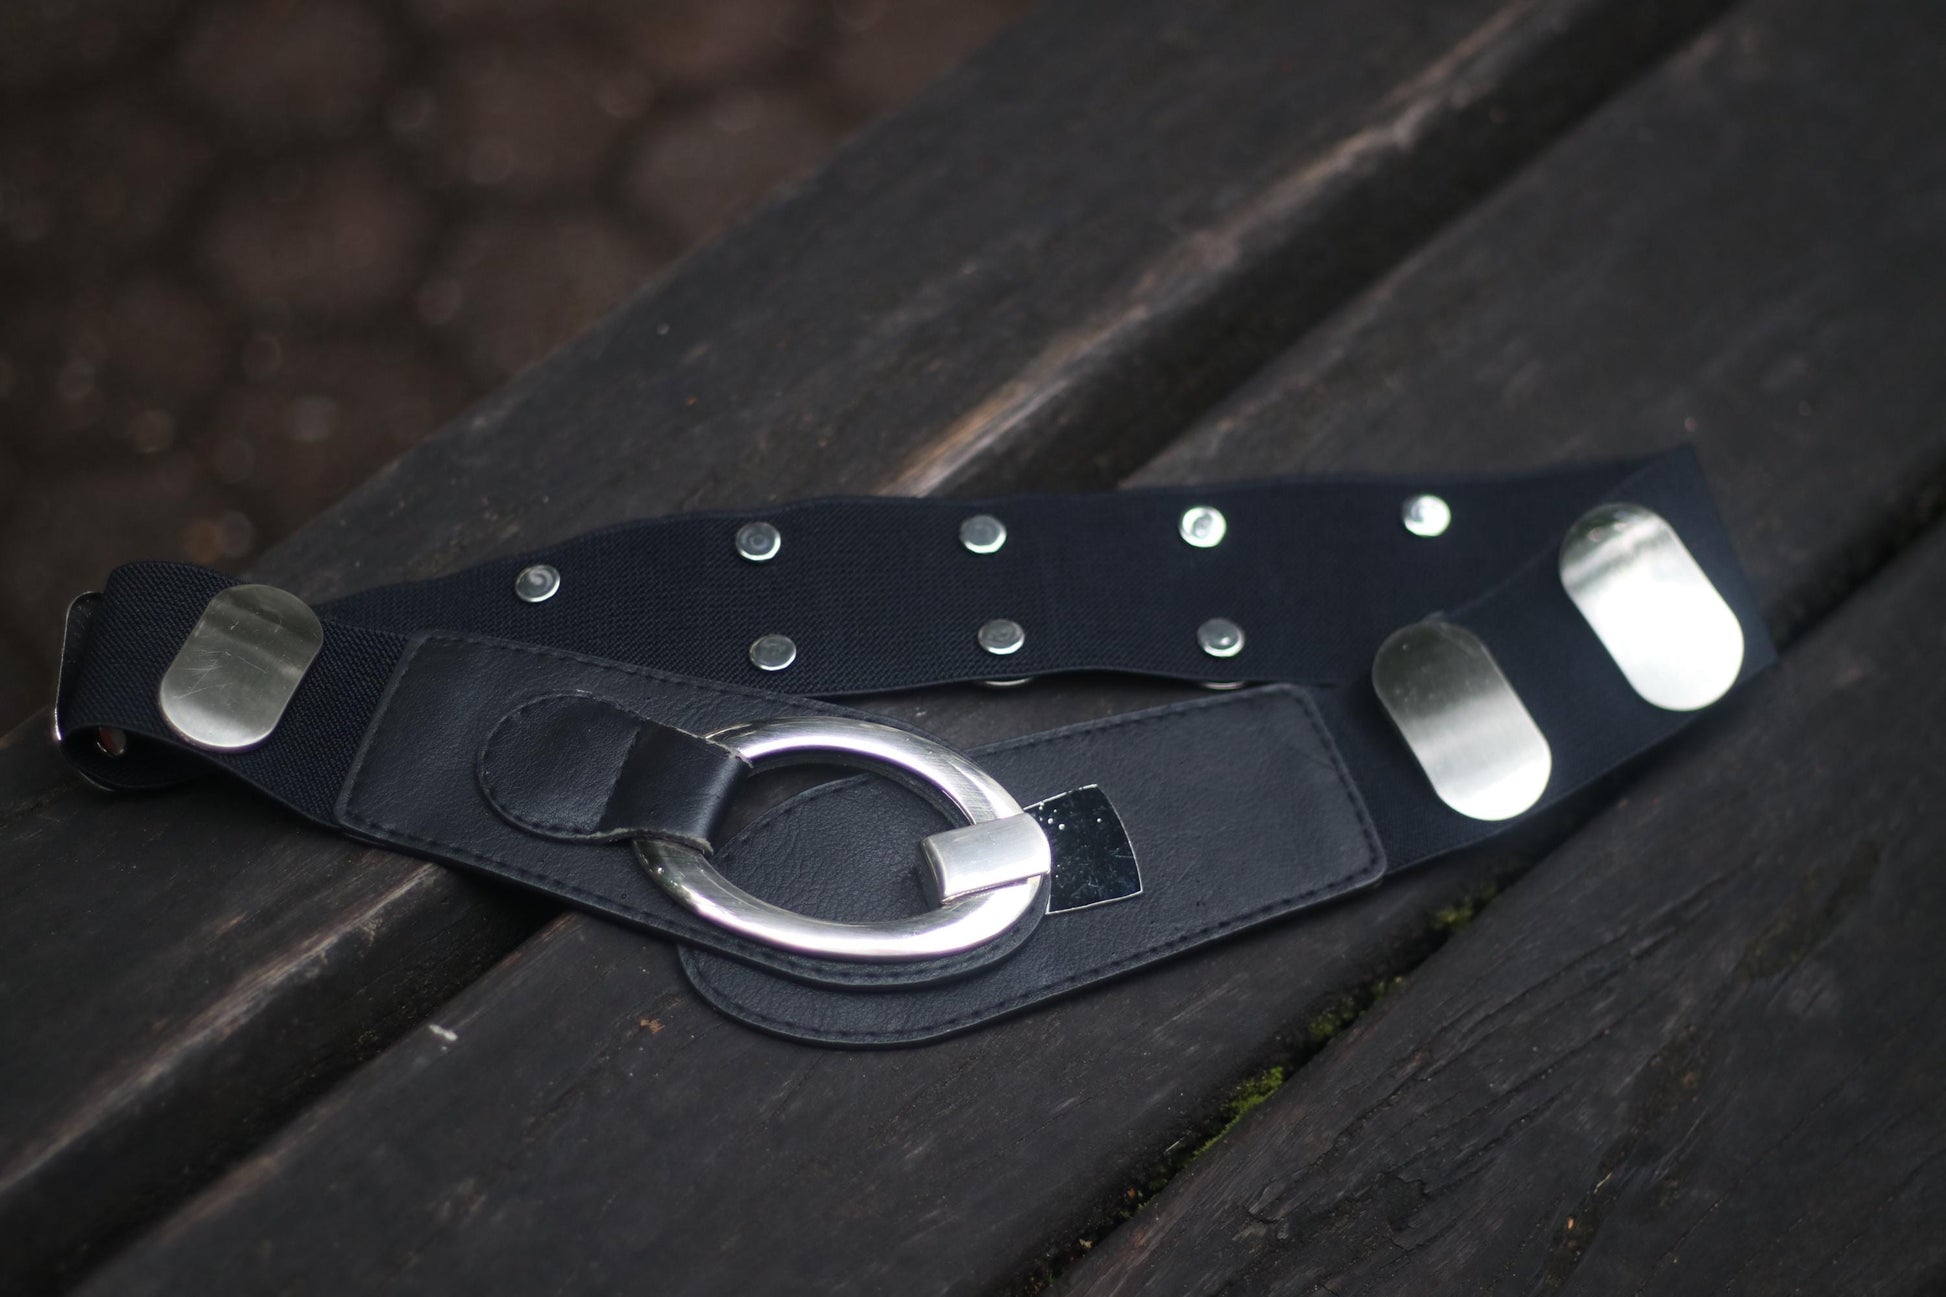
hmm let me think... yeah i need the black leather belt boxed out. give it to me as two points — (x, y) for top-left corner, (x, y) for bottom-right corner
(52, 448), (1770, 1044)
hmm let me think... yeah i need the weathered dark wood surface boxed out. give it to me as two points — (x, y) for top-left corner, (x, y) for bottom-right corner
(1065, 432), (1946, 1297)
(0, 1), (1753, 1292)
(46, 0), (1946, 1292)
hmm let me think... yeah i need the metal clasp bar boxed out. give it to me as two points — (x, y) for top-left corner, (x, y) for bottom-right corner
(634, 717), (1051, 962)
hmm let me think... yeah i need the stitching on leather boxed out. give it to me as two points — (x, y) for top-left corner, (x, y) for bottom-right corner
(342, 813), (735, 952)
(686, 689), (1387, 1041)
(341, 635), (1034, 983)
(1293, 689), (1383, 886)
(358, 642), (1261, 986)
(476, 692), (638, 836)
(689, 854), (1373, 1044)
(341, 639), (821, 965)
(343, 637), (1379, 997)
(716, 681), (1326, 850)
(692, 851), (1368, 1044)
(703, 686), (1348, 985)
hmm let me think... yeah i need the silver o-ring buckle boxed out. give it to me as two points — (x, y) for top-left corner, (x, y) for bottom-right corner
(634, 717), (1051, 962)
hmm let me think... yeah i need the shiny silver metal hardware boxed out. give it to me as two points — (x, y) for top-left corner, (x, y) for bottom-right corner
(514, 564), (560, 602)
(1029, 784), (1142, 913)
(635, 717), (1050, 961)
(734, 520), (781, 562)
(922, 813), (1050, 904)
(1179, 505), (1227, 548)
(1401, 493), (1451, 537)
(959, 513), (1007, 554)
(1560, 503), (1745, 711)
(1372, 620), (1552, 821)
(157, 585), (324, 753)
(50, 592), (98, 747)
(748, 633), (798, 671)
(50, 592), (130, 789)
(1197, 617), (1244, 659)
(977, 617), (1025, 656)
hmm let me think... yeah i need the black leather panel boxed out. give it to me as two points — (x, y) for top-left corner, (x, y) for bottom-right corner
(338, 636), (1384, 1016)
(478, 694), (749, 852)
(682, 684), (1386, 1045)
(334, 632), (1055, 985)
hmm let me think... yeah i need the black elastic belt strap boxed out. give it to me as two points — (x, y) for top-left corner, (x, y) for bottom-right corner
(54, 448), (1772, 1044)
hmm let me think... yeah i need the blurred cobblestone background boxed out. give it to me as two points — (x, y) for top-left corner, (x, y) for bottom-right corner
(0, 0), (1032, 730)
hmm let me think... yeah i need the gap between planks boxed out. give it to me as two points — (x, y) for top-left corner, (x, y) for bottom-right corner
(0, 0), (1754, 1292)
(51, 0), (1946, 1287)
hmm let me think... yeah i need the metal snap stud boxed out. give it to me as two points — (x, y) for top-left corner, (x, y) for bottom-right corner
(978, 618), (1025, 656)
(959, 513), (1007, 554)
(1197, 617), (1245, 658)
(95, 727), (129, 757)
(735, 521), (782, 562)
(749, 633), (797, 671)
(1401, 494), (1451, 537)
(514, 564), (561, 602)
(1179, 505), (1227, 548)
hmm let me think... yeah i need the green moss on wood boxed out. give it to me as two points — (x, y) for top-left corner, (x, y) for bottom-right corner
(1016, 877), (1510, 1293)
(1432, 883), (1499, 934)
(1187, 1064), (1288, 1161)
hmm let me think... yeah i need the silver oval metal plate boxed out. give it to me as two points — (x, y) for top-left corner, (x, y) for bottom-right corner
(158, 585), (324, 752)
(1372, 621), (1552, 822)
(1559, 503), (1744, 711)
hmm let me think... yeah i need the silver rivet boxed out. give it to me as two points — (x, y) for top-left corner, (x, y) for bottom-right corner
(959, 513), (1007, 554)
(735, 521), (782, 562)
(749, 633), (797, 671)
(978, 618), (1025, 656)
(514, 564), (561, 602)
(1197, 617), (1245, 659)
(1179, 505), (1227, 548)
(978, 677), (1031, 690)
(1402, 494), (1451, 538)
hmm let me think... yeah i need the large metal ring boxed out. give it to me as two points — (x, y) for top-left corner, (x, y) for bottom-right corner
(634, 717), (1050, 961)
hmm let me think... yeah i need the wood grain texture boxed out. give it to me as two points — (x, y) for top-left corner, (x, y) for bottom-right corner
(254, 0), (1737, 598)
(64, 0), (1946, 1291)
(0, 0), (1740, 1290)
(1134, 0), (1946, 632)
(1061, 436), (1946, 1297)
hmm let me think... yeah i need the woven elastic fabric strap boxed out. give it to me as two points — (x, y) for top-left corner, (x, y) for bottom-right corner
(55, 448), (1770, 874)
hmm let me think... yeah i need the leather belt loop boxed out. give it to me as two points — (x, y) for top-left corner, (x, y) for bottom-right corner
(478, 695), (750, 853)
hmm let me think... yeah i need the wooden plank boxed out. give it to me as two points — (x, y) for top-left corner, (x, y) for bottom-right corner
(253, 0), (1740, 590)
(1058, 437), (1946, 1297)
(64, 0), (1946, 1291)
(0, 0), (1738, 1290)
